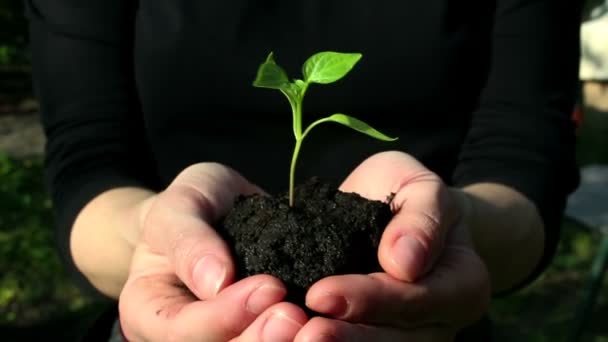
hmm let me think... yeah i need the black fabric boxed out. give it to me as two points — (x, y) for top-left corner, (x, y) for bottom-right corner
(25, 0), (581, 334)
(79, 305), (119, 342)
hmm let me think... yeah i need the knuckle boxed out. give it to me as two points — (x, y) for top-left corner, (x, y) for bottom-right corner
(173, 235), (204, 282)
(402, 209), (443, 249)
(168, 184), (217, 221)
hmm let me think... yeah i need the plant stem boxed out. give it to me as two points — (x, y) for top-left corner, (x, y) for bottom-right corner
(294, 82), (308, 137)
(288, 81), (308, 207)
(289, 138), (303, 207)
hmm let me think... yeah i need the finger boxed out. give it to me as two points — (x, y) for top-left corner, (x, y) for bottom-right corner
(306, 236), (490, 329)
(120, 263), (288, 342)
(142, 187), (235, 300)
(234, 302), (308, 342)
(294, 317), (453, 342)
(167, 278), (289, 342)
(377, 166), (451, 282)
(305, 274), (433, 328)
(340, 151), (451, 281)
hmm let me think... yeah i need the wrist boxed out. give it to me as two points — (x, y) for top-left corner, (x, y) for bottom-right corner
(71, 187), (156, 298)
(446, 187), (476, 248)
(451, 183), (545, 293)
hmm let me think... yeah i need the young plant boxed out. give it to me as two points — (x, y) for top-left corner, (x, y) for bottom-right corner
(253, 51), (398, 207)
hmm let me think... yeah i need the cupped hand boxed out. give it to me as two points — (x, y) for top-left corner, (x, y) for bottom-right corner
(118, 163), (307, 341)
(297, 151), (491, 341)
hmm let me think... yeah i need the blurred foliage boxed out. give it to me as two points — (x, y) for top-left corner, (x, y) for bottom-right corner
(490, 220), (608, 341)
(0, 0), (28, 65)
(0, 0), (27, 46)
(0, 153), (91, 326)
(577, 107), (608, 166)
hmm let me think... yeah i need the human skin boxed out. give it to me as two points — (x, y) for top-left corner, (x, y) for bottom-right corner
(70, 152), (544, 341)
(297, 151), (542, 340)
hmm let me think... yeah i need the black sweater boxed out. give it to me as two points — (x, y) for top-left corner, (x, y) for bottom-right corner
(26, 0), (581, 301)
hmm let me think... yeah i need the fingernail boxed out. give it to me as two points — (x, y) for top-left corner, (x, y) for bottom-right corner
(193, 255), (226, 298)
(262, 312), (302, 342)
(392, 235), (426, 280)
(247, 284), (286, 315)
(306, 293), (348, 317)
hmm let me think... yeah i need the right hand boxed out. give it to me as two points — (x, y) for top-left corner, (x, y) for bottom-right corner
(118, 163), (307, 341)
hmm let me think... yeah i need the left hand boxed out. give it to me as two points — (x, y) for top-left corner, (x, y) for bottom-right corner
(295, 151), (491, 341)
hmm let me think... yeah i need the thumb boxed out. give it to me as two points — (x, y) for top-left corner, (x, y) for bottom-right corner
(338, 151), (451, 282)
(378, 174), (451, 282)
(145, 185), (236, 300)
(144, 163), (264, 300)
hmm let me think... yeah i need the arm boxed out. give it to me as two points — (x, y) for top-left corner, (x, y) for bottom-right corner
(455, 184), (544, 294)
(296, 1), (582, 340)
(71, 188), (155, 298)
(26, 0), (159, 297)
(452, 0), (582, 294)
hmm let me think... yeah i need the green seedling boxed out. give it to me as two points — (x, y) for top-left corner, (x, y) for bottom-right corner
(253, 51), (398, 207)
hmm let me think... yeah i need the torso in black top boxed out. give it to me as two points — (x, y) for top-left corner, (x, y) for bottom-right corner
(25, 1), (581, 338)
(132, 1), (493, 189)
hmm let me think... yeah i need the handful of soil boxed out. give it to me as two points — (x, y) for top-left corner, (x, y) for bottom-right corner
(217, 177), (393, 308)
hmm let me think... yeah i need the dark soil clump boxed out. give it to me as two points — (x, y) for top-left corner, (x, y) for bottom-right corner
(218, 177), (393, 308)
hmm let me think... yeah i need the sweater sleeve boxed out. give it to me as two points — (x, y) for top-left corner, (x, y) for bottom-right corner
(25, 1), (160, 297)
(452, 0), (582, 293)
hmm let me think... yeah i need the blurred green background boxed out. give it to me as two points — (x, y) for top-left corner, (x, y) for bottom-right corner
(1, 0), (608, 341)
(0, 0), (27, 66)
